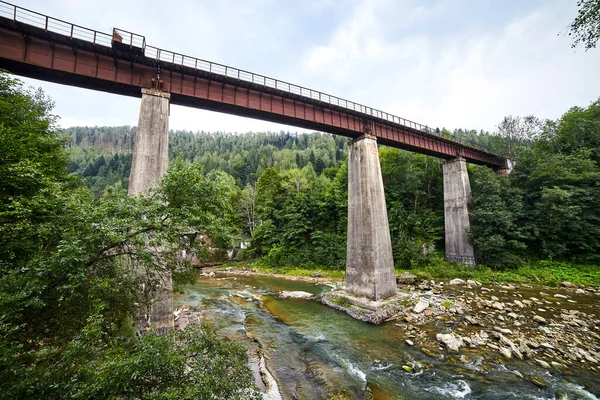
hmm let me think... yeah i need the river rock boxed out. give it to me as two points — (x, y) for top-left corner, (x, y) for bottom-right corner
(514, 300), (524, 308)
(397, 272), (418, 284)
(561, 282), (576, 288)
(535, 358), (551, 369)
(575, 288), (585, 294)
(491, 302), (504, 310)
(499, 347), (512, 358)
(553, 294), (568, 299)
(533, 315), (546, 324)
(436, 333), (464, 352)
(498, 334), (524, 360)
(467, 279), (481, 287)
(551, 361), (566, 369)
(495, 327), (513, 335)
(405, 339), (414, 346)
(448, 278), (466, 286)
(413, 299), (429, 313)
(280, 290), (314, 299)
(529, 375), (547, 388)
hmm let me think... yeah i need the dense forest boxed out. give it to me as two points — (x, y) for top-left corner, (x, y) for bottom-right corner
(0, 73), (261, 398)
(62, 100), (600, 271)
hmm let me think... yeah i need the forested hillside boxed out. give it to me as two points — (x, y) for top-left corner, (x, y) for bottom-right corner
(62, 100), (600, 271)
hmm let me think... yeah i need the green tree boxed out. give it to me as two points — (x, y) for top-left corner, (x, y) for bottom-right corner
(0, 73), (259, 399)
(469, 167), (528, 268)
(567, 0), (600, 50)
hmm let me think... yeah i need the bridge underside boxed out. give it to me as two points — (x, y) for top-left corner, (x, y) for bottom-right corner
(0, 18), (505, 169)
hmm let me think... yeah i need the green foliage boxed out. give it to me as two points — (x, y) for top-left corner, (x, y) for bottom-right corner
(469, 167), (527, 268)
(567, 0), (600, 50)
(4, 323), (260, 400)
(380, 147), (443, 268)
(402, 256), (600, 287)
(0, 73), (258, 399)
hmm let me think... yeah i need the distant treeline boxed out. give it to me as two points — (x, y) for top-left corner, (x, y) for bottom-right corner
(61, 100), (600, 269)
(61, 126), (505, 193)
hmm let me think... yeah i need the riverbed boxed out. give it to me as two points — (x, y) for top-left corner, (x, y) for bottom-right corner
(175, 274), (599, 399)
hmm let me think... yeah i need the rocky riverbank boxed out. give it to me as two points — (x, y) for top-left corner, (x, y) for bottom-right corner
(325, 275), (600, 381)
(177, 270), (600, 398)
(174, 295), (283, 399)
(208, 268), (600, 376)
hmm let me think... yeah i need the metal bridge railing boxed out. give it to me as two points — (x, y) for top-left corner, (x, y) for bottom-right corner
(0, 0), (501, 157)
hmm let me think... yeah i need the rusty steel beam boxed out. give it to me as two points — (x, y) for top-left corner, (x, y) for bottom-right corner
(0, 7), (506, 168)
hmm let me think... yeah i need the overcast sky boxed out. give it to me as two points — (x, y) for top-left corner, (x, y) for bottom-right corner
(11, 0), (600, 133)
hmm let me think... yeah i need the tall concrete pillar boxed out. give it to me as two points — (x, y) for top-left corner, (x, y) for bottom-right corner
(129, 88), (173, 333)
(346, 134), (397, 301)
(443, 157), (475, 266)
(128, 88), (170, 195)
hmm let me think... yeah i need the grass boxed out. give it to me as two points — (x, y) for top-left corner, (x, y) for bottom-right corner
(217, 262), (346, 280)
(401, 257), (600, 287)
(218, 258), (600, 287)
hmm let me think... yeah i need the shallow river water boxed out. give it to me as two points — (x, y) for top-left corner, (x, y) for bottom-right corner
(175, 274), (599, 400)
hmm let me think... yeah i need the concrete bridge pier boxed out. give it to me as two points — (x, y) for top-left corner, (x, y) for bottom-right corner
(495, 159), (515, 178)
(443, 157), (476, 266)
(128, 88), (170, 195)
(128, 88), (173, 332)
(345, 134), (397, 301)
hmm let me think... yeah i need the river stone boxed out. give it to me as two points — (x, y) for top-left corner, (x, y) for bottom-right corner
(492, 302), (504, 310)
(397, 272), (418, 284)
(280, 290), (314, 299)
(495, 327), (513, 335)
(553, 294), (568, 299)
(561, 281), (576, 288)
(405, 339), (414, 346)
(436, 333), (463, 352)
(413, 299), (429, 314)
(448, 278), (466, 286)
(575, 288), (585, 294)
(533, 315), (546, 324)
(535, 358), (551, 369)
(513, 300), (524, 308)
(499, 347), (512, 358)
(529, 375), (547, 388)
(499, 334), (524, 360)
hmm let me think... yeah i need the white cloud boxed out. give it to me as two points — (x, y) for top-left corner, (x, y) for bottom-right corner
(303, 0), (600, 132)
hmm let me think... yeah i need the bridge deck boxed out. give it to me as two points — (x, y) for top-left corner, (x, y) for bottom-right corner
(0, 1), (506, 168)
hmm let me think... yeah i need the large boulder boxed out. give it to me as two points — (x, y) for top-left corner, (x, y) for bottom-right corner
(279, 291), (314, 300)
